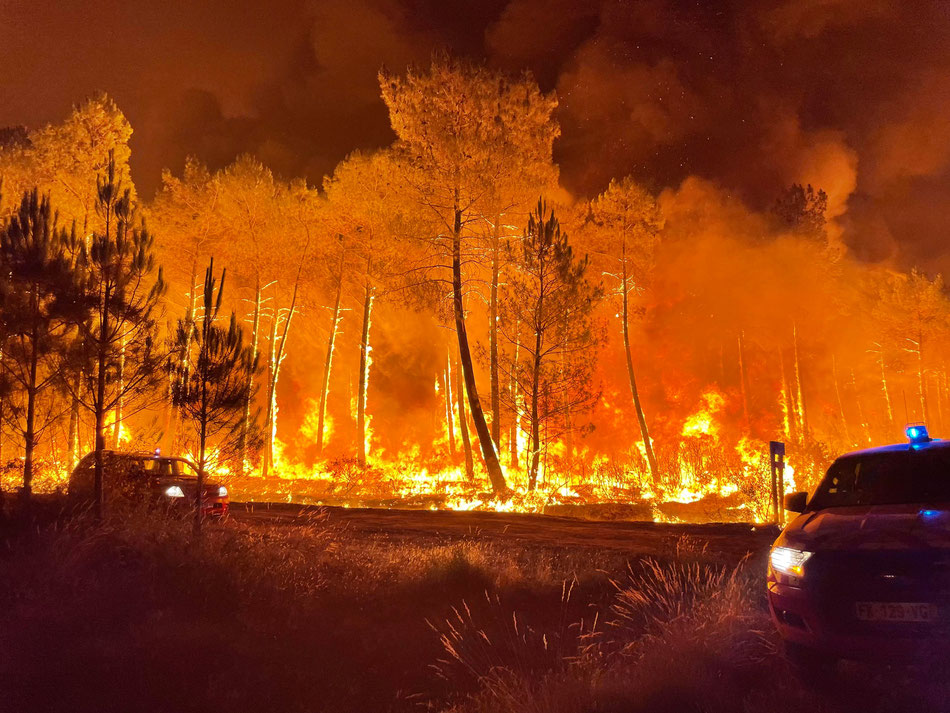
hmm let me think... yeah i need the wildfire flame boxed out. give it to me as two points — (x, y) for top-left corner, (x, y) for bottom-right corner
(681, 390), (725, 439)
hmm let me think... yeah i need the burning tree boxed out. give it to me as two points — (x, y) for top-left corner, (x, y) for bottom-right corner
(322, 150), (406, 465)
(0, 190), (84, 501)
(67, 153), (166, 519)
(0, 93), (133, 233)
(585, 177), (663, 481)
(379, 55), (558, 495)
(472, 92), (559, 456)
(171, 259), (259, 535)
(872, 269), (947, 426)
(149, 160), (225, 452)
(0, 95), (135, 470)
(499, 200), (601, 489)
(11, 72), (950, 520)
(212, 158), (314, 477)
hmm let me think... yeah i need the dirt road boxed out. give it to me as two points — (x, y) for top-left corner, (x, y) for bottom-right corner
(232, 502), (778, 562)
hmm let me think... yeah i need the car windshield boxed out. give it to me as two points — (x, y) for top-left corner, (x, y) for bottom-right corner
(809, 449), (950, 509)
(140, 458), (174, 475)
(173, 460), (198, 478)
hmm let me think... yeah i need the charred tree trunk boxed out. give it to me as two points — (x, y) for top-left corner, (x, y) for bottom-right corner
(444, 351), (455, 458)
(563, 379), (573, 462)
(262, 314), (278, 478)
(316, 251), (345, 456)
(455, 348), (474, 482)
(22, 307), (39, 503)
(451, 195), (506, 494)
(528, 339), (542, 491)
(357, 280), (374, 466)
(621, 254), (658, 480)
(239, 278), (261, 474)
(171, 258), (200, 452)
(489, 214), (501, 450)
(112, 334), (125, 448)
(93, 307), (109, 520)
(508, 317), (520, 470)
(561, 309), (573, 462)
(68, 372), (80, 469)
(194, 353), (208, 538)
(263, 268), (303, 474)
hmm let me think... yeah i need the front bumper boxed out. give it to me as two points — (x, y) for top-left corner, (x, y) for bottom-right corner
(768, 580), (947, 661)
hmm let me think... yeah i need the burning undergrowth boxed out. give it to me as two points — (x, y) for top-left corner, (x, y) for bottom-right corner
(0, 63), (926, 526)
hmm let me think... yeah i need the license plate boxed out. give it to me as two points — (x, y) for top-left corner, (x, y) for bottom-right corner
(855, 602), (937, 622)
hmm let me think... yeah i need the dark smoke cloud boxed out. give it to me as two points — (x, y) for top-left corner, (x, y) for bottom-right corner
(2, 0), (950, 270)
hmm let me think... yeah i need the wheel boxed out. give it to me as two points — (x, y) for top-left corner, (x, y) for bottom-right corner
(784, 640), (838, 686)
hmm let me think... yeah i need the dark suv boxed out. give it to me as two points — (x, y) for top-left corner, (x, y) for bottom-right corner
(768, 425), (950, 665)
(68, 450), (229, 518)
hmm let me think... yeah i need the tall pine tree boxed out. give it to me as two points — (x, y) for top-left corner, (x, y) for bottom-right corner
(500, 200), (601, 489)
(172, 259), (259, 535)
(0, 190), (83, 501)
(68, 152), (165, 519)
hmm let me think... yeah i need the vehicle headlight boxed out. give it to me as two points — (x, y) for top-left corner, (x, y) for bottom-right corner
(164, 485), (185, 498)
(770, 546), (814, 577)
(218, 486), (228, 497)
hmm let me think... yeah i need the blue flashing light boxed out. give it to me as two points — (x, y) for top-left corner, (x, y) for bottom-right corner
(920, 509), (941, 519)
(906, 424), (931, 443)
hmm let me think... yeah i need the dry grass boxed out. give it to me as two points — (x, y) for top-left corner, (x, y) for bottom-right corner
(0, 506), (619, 712)
(440, 553), (950, 713)
(0, 509), (946, 713)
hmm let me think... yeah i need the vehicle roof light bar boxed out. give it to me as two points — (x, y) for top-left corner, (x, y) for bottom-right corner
(905, 423), (931, 444)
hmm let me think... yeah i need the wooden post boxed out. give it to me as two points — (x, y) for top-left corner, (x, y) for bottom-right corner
(770, 440), (786, 525)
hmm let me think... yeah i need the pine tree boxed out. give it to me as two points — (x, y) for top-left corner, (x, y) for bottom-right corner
(379, 55), (557, 495)
(172, 259), (259, 535)
(323, 150), (406, 465)
(0, 190), (83, 501)
(500, 200), (601, 490)
(772, 183), (828, 238)
(586, 177), (663, 481)
(68, 151), (166, 519)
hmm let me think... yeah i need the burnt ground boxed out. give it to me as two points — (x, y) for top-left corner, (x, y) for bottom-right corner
(232, 502), (779, 563)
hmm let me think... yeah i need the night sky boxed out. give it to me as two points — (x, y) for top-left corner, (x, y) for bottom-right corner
(3, 0), (950, 270)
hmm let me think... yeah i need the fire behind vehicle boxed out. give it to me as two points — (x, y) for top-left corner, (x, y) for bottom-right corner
(68, 450), (229, 518)
(769, 425), (950, 666)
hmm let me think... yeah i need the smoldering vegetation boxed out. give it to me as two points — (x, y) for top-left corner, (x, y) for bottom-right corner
(0, 511), (945, 713)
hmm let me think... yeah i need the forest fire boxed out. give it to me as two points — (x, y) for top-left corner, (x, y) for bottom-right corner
(0, 53), (946, 530)
(8, 4), (950, 712)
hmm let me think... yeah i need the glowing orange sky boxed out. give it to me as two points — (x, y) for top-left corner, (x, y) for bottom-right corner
(2, 0), (950, 272)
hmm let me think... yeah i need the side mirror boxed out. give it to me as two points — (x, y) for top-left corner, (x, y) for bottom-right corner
(784, 491), (808, 514)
